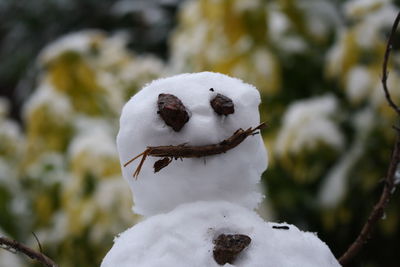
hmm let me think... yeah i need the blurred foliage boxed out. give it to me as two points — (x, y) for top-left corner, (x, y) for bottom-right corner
(1, 0), (400, 266)
(0, 29), (165, 266)
(0, 0), (181, 119)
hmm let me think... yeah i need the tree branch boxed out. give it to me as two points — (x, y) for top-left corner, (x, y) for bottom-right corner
(0, 236), (58, 267)
(382, 11), (400, 116)
(338, 11), (400, 266)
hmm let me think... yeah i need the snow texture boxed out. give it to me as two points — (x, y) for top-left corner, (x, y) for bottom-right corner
(345, 66), (373, 103)
(319, 108), (374, 207)
(275, 94), (344, 155)
(344, 0), (389, 18)
(69, 118), (118, 161)
(101, 201), (340, 267)
(117, 72), (268, 216)
(38, 30), (105, 63)
(22, 82), (73, 123)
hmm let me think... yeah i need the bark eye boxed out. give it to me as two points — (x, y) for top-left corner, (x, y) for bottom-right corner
(210, 94), (235, 115)
(157, 93), (189, 132)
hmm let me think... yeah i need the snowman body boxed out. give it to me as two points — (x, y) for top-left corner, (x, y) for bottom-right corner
(102, 72), (341, 267)
(101, 201), (340, 267)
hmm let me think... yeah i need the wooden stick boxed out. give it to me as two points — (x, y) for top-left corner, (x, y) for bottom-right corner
(338, 10), (400, 266)
(124, 122), (266, 178)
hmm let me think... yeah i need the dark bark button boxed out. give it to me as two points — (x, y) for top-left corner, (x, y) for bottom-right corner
(213, 234), (251, 265)
(210, 94), (234, 115)
(158, 93), (189, 131)
(153, 157), (172, 173)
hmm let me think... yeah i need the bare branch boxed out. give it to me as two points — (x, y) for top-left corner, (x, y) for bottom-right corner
(124, 123), (267, 178)
(381, 11), (400, 115)
(0, 236), (58, 267)
(338, 11), (400, 266)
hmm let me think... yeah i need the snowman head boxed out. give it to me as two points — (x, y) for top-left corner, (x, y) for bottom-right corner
(117, 72), (268, 216)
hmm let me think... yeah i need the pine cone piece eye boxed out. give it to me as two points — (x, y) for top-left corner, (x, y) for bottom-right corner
(213, 234), (251, 265)
(158, 94), (189, 131)
(210, 94), (234, 115)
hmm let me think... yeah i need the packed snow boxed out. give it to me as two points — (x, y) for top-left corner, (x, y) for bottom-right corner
(117, 72), (267, 216)
(104, 72), (340, 266)
(102, 201), (340, 267)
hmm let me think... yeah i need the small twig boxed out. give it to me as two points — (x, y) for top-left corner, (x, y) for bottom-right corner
(0, 236), (58, 267)
(338, 11), (400, 266)
(381, 11), (400, 115)
(124, 122), (267, 178)
(32, 232), (43, 253)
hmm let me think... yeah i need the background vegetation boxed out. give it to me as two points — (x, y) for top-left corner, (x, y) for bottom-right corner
(0, 0), (399, 266)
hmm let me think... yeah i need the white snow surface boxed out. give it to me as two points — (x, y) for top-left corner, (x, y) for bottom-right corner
(275, 94), (344, 155)
(345, 65), (373, 102)
(101, 201), (340, 267)
(38, 30), (105, 63)
(117, 72), (268, 216)
(319, 108), (374, 207)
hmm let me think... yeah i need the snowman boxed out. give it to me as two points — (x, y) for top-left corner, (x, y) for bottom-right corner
(101, 72), (340, 267)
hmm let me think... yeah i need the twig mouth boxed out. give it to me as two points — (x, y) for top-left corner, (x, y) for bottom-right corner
(123, 122), (266, 178)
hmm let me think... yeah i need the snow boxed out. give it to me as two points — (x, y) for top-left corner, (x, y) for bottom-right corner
(22, 82), (73, 123)
(275, 95), (344, 156)
(92, 32), (131, 68)
(118, 56), (165, 87)
(344, 0), (389, 18)
(117, 72), (267, 216)
(395, 162), (400, 186)
(67, 121), (119, 178)
(101, 201), (340, 267)
(108, 72), (340, 266)
(345, 66), (373, 103)
(24, 152), (67, 185)
(355, 5), (398, 48)
(319, 108), (374, 207)
(0, 98), (24, 176)
(94, 177), (134, 213)
(299, 0), (341, 38)
(233, 0), (261, 12)
(0, 118), (23, 162)
(325, 31), (347, 77)
(0, 97), (23, 154)
(252, 49), (275, 78)
(0, 229), (24, 267)
(69, 118), (118, 161)
(38, 30), (105, 63)
(342, 0), (399, 49)
(267, 0), (339, 53)
(0, 249), (24, 267)
(268, 9), (307, 53)
(33, 212), (69, 244)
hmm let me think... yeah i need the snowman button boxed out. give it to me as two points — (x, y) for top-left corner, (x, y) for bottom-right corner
(213, 234), (251, 265)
